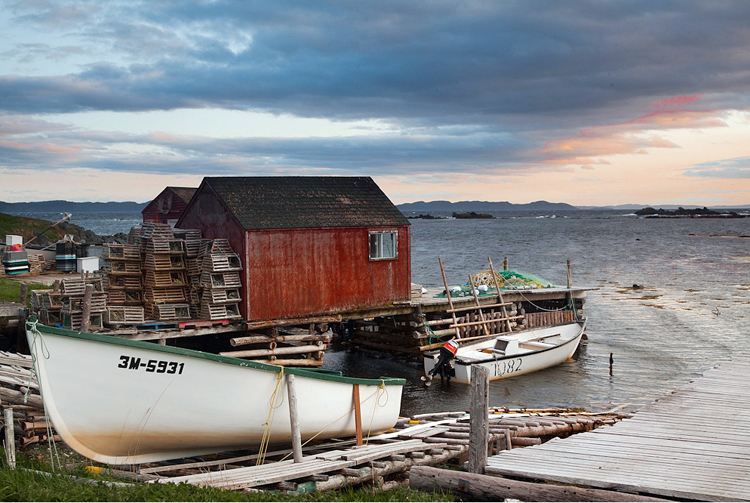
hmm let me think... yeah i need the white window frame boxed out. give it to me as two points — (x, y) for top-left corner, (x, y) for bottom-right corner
(368, 230), (398, 261)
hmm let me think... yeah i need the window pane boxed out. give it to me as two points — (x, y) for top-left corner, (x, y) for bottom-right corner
(382, 232), (395, 258)
(369, 233), (379, 259)
(369, 231), (397, 260)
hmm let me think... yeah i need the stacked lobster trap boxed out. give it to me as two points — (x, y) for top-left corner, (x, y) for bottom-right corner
(98, 224), (243, 326)
(60, 277), (107, 330)
(103, 243), (145, 325)
(198, 239), (243, 321)
(141, 224), (190, 322)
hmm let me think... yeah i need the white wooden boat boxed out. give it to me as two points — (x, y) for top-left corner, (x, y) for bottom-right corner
(423, 319), (586, 384)
(25, 319), (404, 465)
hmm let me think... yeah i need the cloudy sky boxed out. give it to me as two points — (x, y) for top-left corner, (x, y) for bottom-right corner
(2, 1), (750, 206)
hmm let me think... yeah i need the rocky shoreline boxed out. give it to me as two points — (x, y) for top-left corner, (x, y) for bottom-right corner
(635, 206), (747, 218)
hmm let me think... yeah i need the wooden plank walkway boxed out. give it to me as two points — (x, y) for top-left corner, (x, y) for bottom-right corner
(157, 439), (442, 490)
(486, 354), (750, 501)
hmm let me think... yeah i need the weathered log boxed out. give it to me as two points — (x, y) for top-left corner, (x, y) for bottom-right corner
(251, 359), (324, 367)
(230, 333), (328, 346)
(469, 365), (490, 474)
(350, 329), (422, 343)
(19, 420), (51, 432)
(285, 374), (302, 463)
(510, 436), (541, 447)
(409, 466), (672, 502)
(80, 284), (93, 333)
(4, 408), (15, 468)
(0, 388), (43, 409)
(218, 343), (325, 358)
(244, 315), (342, 331)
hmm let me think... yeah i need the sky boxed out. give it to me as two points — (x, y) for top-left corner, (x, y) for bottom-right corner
(2, 1), (750, 207)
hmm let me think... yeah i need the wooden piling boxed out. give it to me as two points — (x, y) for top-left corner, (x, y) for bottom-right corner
(286, 374), (303, 463)
(468, 365), (489, 473)
(4, 407), (16, 469)
(19, 284), (28, 305)
(80, 284), (94, 333)
(353, 384), (363, 446)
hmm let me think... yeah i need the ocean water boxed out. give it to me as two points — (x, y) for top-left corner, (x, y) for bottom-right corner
(12, 209), (750, 416)
(327, 210), (750, 416)
(8, 212), (144, 236)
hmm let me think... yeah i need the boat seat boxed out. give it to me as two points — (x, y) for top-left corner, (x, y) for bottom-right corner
(495, 338), (518, 354)
(520, 341), (553, 349)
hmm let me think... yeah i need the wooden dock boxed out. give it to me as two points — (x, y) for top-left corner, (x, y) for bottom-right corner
(485, 354), (750, 501)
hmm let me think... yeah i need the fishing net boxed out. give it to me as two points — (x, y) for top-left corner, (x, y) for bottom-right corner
(435, 269), (554, 298)
(484, 269), (553, 290)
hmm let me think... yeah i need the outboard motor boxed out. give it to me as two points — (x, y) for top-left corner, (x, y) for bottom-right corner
(422, 339), (458, 385)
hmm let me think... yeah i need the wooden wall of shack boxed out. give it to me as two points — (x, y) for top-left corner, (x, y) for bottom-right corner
(244, 225), (411, 321)
(177, 187), (412, 322)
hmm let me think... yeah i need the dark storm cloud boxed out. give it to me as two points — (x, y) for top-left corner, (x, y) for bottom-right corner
(4, 1), (750, 124)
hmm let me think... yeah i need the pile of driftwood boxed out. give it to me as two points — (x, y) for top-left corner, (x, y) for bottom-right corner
(0, 351), (58, 448)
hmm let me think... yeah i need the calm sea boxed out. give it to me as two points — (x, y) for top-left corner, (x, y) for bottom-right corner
(13, 209), (750, 416)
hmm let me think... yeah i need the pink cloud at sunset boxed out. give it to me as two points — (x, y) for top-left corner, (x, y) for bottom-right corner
(536, 106), (731, 168)
(652, 94), (702, 110)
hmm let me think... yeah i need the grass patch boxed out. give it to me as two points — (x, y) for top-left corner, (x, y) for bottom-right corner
(0, 449), (453, 502)
(0, 212), (66, 244)
(0, 278), (51, 305)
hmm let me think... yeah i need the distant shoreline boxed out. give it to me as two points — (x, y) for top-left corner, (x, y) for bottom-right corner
(2, 199), (749, 214)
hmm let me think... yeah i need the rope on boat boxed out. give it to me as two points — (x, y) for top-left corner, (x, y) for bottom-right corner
(25, 319), (63, 472)
(364, 380), (389, 446)
(257, 367), (286, 466)
(277, 380), (392, 461)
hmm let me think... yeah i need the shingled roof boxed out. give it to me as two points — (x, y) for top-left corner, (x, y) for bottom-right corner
(169, 187), (197, 204)
(202, 176), (410, 230)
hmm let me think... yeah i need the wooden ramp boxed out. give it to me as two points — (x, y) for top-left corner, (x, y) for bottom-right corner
(486, 354), (750, 501)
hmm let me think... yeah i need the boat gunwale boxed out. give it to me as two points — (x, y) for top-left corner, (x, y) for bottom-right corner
(25, 317), (406, 386)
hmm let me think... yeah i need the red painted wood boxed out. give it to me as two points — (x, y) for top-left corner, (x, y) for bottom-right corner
(178, 186), (411, 322)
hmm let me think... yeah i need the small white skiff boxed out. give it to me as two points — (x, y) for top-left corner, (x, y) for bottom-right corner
(423, 319), (586, 384)
(25, 319), (404, 465)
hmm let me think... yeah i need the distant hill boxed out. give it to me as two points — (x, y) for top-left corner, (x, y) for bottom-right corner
(397, 200), (577, 213)
(0, 200), (148, 213)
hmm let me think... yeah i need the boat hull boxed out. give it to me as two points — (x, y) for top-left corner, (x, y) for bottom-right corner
(423, 320), (586, 384)
(26, 321), (404, 465)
